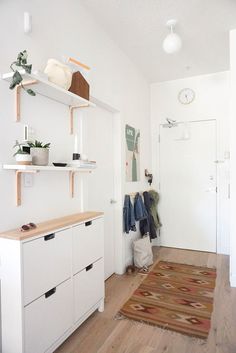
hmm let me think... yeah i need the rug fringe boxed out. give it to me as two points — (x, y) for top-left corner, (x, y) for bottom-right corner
(114, 312), (126, 320)
(157, 259), (216, 270)
(114, 312), (207, 344)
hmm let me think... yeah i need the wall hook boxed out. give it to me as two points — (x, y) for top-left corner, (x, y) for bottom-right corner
(145, 169), (153, 186)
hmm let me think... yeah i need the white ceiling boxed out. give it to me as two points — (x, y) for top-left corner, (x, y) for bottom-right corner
(81, 0), (236, 82)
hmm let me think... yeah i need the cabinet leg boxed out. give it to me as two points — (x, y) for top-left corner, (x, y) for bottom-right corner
(98, 299), (105, 313)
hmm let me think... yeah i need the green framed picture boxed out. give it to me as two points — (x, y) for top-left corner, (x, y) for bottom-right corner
(125, 124), (140, 182)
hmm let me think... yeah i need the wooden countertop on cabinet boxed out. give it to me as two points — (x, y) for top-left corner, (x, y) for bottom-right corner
(0, 211), (104, 241)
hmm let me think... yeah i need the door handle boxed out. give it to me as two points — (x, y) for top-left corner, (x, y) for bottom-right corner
(110, 199), (117, 204)
(214, 160), (224, 164)
(45, 287), (56, 298)
(44, 233), (55, 241)
(205, 187), (217, 193)
(85, 221), (92, 227)
(86, 263), (93, 271)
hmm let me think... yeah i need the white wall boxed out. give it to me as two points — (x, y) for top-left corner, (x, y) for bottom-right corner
(230, 29), (236, 286)
(151, 71), (230, 254)
(0, 0), (151, 273)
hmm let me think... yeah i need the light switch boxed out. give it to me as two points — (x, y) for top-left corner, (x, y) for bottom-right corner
(23, 125), (35, 141)
(24, 174), (33, 187)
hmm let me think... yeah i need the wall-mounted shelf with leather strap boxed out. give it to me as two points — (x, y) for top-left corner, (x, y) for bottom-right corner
(1, 164), (96, 206)
(1, 71), (96, 134)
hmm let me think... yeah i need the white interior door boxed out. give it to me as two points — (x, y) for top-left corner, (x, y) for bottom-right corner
(84, 106), (115, 279)
(159, 120), (217, 252)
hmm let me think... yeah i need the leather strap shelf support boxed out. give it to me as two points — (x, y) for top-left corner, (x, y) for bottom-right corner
(2, 71), (96, 130)
(69, 104), (89, 134)
(15, 80), (38, 121)
(15, 169), (38, 206)
(1, 165), (94, 206)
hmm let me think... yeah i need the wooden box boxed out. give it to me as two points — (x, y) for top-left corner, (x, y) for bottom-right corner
(69, 71), (90, 100)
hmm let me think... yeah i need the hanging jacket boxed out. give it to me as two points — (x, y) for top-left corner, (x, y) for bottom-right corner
(123, 195), (136, 234)
(148, 190), (162, 230)
(140, 191), (157, 240)
(134, 193), (148, 221)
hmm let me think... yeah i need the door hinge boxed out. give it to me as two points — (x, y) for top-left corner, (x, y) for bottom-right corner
(158, 134), (160, 143)
(216, 186), (218, 193)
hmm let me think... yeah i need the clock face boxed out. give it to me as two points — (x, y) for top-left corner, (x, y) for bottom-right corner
(178, 88), (195, 105)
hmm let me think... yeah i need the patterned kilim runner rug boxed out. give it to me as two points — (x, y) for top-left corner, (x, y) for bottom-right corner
(119, 261), (217, 339)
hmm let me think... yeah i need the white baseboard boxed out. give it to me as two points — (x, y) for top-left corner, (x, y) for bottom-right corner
(125, 256), (133, 268)
(230, 274), (236, 287)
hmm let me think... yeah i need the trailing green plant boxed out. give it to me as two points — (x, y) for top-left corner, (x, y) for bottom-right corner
(27, 140), (51, 149)
(9, 50), (36, 96)
(13, 140), (29, 156)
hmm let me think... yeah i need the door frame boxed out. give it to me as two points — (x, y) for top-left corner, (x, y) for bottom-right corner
(158, 118), (219, 253)
(89, 96), (124, 275)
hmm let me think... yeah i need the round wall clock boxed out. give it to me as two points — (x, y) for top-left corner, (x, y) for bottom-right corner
(178, 88), (195, 105)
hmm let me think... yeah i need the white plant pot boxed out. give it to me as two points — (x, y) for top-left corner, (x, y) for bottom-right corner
(31, 148), (49, 166)
(15, 154), (32, 165)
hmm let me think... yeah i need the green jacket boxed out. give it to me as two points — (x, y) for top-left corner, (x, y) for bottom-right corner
(149, 190), (162, 230)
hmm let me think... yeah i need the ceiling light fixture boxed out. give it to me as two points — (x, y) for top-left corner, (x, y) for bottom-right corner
(163, 19), (182, 54)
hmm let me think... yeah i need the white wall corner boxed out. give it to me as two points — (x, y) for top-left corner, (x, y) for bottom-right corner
(125, 256), (133, 268)
(230, 273), (236, 287)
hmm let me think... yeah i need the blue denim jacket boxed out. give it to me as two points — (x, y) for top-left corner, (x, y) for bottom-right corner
(123, 195), (136, 234)
(134, 193), (148, 221)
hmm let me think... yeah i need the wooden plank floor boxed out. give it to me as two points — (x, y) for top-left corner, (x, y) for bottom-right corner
(56, 247), (236, 353)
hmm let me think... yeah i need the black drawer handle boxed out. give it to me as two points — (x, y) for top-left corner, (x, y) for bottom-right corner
(45, 287), (56, 298)
(44, 233), (55, 241)
(86, 263), (93, 271)
(85, 221), (92, 227)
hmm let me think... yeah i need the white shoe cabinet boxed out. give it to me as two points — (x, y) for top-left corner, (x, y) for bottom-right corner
(0, 212), (104, 353)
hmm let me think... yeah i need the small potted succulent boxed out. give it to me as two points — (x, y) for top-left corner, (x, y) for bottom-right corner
(13, 140), (32, 165)
(27, 140), (51, 166)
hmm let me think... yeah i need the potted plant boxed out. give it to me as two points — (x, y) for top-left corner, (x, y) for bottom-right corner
(27, 140), (51, 166)
(13, 140), (32, 165)
(9, 50), (36, 96)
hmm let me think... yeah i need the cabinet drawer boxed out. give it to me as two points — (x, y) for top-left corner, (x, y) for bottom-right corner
(23, 228), (72, 305)
(73, 218), (103, 274)
(24, 279), (73, 353)
(74, 258), (104, 322)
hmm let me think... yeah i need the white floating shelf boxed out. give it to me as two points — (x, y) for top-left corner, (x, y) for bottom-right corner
(2, 164), (96, 206)
(1, 70), (96, 133)
(2, 71), (96, 108)
(2, 164), (96, 172)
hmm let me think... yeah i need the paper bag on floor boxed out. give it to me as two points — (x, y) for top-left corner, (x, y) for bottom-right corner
(133, 236), (153, 268)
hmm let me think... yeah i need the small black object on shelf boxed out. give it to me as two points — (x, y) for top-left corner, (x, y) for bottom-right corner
(73, 153), (80, 160)
(22, 146), (31, 154)
(53, 163), (67, 167)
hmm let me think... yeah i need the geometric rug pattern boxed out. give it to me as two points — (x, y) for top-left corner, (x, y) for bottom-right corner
(119, 261), (216, 339)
